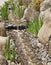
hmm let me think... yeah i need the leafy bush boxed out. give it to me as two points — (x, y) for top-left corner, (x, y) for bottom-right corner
(27, 19), (43, 37)
(5, 37), (16, 62)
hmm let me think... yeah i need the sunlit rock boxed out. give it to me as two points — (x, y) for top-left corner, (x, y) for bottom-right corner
(47, 62), (51, 65)
(38, 8), (51, 43)
(40, 0), (51, 12)
(22, 3), (39, 22)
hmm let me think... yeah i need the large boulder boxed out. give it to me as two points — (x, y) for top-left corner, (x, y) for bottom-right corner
(40, 0), (51, 12)
(38, 8), (51, 43)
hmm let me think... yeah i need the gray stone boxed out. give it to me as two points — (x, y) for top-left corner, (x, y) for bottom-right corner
(47, 62), (51, 65)
(22, 3), (39, 22)
(11, 30), (37, 65)
(38, 8), (51, 43)
(0, 55), (7, 65)
(40, 0), (51, 12)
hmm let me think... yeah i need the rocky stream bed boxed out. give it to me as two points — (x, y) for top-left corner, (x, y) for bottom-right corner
(0, 0), (51, 65)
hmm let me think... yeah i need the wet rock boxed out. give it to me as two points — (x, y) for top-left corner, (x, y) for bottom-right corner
(40, 0), (51, 12)
(22, 3), (39, 22)
(0, 55), (7, 65)
(38, 8), (51, 43)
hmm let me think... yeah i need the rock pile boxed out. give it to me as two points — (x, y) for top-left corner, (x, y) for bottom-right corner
(0, 0), (51, 65)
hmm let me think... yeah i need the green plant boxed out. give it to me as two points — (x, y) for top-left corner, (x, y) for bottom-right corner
(27, 19), (43, 37)
(5, 36), (11, 60)
(1, 2), (8, 20)
(11, 47), (17, 61)
(1, 0), (16, 20)
(5, 37), (16, 62)
(1, 0), (23, 20)
(10, 0), (22, 19)
(11, 4), (15, 12)
(17, 5), (23, 19)
(9, 0), (15, 12)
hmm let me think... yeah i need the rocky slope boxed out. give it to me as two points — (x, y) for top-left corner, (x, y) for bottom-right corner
(0, 0), (51, 65)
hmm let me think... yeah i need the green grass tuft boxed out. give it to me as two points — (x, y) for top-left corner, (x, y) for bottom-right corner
(5, 36), (17, 62)
(1, 2), (8, 20)
(17, 5), (23, 19)
(27, 19), (43, 37)
(5, 36), (11, 60)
